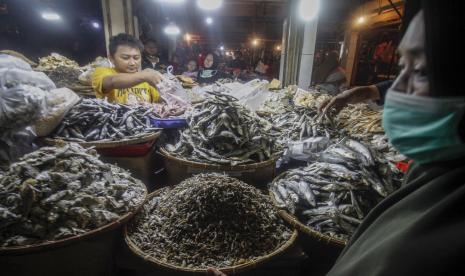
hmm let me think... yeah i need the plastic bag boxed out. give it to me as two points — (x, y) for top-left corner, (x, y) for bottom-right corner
(0, 68), (56, 90)
(33, 87), (81, 137)
(281, 136), (332, 162)
(0, 54), (32, 71)
(78, 57), (112, 85)
(0, 84), (48, 132)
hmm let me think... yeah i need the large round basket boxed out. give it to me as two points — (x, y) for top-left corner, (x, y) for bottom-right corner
(159, 147), (281, 188)
(269, 174), (346, 272)
(124, 189), (298, 275)
(0, 183), (147, 276)
(44, 131), (161, 149)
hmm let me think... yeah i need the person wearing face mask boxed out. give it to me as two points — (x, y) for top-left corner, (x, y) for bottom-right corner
(92, 33), (162, 104)
(326, 1), (465, 275)
(207, 1), (465, 276)
(197, 52), (222, 85)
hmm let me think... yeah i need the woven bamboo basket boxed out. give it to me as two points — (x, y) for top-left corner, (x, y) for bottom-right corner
(159, 147), (281, 188)
(44, 131), (161, 149)
(124, 189), (298, 275)
(0, 183), (148, 255)
(268, 176), (347, 247)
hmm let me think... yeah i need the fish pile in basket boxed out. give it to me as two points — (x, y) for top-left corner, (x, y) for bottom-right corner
(127, 173), (292, 269)
(51, 99), (160, 142)
(270, 138), (400, 242)
(269, 106), (341, 145)
(165, 92), (279, 165)
(0, 143), (146, 247)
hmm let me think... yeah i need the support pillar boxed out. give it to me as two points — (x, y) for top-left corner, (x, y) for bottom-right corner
(101, 0), (135, 55)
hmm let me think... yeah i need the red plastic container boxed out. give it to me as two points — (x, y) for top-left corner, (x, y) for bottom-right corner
(97, 139), (156, 157)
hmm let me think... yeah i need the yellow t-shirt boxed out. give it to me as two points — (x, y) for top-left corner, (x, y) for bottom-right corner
(91, 67), (160, 104)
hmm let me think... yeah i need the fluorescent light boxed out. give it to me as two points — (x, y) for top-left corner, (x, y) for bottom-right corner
(158, 0), (185, 3)
(205, 17), (213, 25)
(197, 0), (222, 10)
(298, 0), (319, 21)
(164, 24), (181, 36)
(41, 12), (61, 21)
(220, 46), (224, 51)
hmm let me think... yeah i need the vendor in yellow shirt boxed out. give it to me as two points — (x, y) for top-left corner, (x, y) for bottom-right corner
(92, 33), (162, 104)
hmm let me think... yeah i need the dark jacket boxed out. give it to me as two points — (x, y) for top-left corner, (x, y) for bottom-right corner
(141, 53), (165, 71)
(327, 157), (465, 276)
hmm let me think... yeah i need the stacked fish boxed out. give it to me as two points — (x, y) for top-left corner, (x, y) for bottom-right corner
(45, 66), (83, 89)
(269, 106), (342, 145)
(293, 90), (332, 109)
(127, 173), (292, 269)
(165, 92), (278, 165)
(336, 104), (384, 136)
(0, 143), (146, 247)
(36, 53), (80, 71)
(51, 99), (159, 142)
(270, 138), (398, 241)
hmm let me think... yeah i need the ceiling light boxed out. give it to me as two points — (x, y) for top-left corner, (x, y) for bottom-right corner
(197, 0), (222, 10)
(164, 23), (181, 36)
(206, 17), (213, 25)
(298, 0), (319, 21)
(41, 12), (61, 21)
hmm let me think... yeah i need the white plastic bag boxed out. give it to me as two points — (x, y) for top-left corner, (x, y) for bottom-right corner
(0, 54), (32, 71)
(0, 68), (56, 90)
(33, 88), (81, 137)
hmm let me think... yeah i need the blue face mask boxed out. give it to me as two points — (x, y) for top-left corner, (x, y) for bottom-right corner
(382, 90), (465, 164)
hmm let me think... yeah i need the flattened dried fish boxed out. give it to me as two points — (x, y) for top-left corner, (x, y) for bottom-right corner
(0, 143), (146, 247)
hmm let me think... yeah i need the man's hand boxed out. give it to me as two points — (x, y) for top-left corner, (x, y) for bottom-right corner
(206, 268), (227, 276)
(319, 85), (380, 115)
(141, 68), (163, 87)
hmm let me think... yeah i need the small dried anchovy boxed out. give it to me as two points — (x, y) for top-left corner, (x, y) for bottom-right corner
(166, 92), (279, 165)
(0, 143), (146, 247)
(45, 66), (82, 88)
(52, 99), (160, 142)
(128, 173), (292, 269)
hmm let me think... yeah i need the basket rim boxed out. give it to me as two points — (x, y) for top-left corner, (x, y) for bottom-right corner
(45, 131), (161, 149)
(269, 173), (348, 247)
(159, 147), (282, 170)
(0, 181), (148, 255)
(124, 189), (298, 274)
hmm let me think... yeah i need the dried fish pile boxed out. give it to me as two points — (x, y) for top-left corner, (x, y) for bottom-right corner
(45, 66), (83, 88)
(337, 104), (383, 136)
(270, 106), (342, 145)
(294, 90), (332, 109)
(0, 143), (146, 247)
(257, 86), (296, 115)
(36, 53), (80, 71)
(165, 92), (277, 165)
(52, 99), (159, 142)
(128, 173), (292, 269)
(271, 138), (398, 241)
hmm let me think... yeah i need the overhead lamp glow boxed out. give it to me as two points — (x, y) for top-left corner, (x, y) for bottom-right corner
(220, 46), (224, 51)
(276, 45), (281, 51)
(158, 0), (185, 3)
(91, 21), (100, 29)
(298, 0), (319, 21)
(197, 0), (222, 10)
(205, 17), (213, 25)
(184, 33), (191, 41)
(41, 12), (61, 21)
(252, 39), (259, 46)
(164, 24), (181, 36)
(356, 16), (366, 25)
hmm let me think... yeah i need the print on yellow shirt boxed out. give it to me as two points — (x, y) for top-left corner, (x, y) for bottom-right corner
(91, 67), (160, 104)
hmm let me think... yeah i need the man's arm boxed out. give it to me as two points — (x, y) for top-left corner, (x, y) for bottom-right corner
(102, 69), (162, 93)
